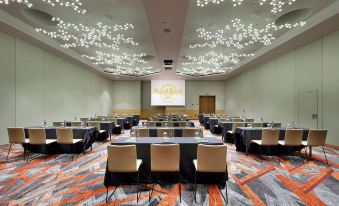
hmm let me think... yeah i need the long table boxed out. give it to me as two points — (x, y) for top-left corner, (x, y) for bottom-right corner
(131, 126), (201, 137)
(24, 126), (97, 154)
(104, 137), (227, 187)
(234, 127), (309, 154)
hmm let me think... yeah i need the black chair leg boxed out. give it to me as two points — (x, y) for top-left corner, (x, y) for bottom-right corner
(23, 144), (26, 160)
(6, 143), (12, 159)
(137, 170), (140, 203)
(219, 185), (228, 204)
(322, 146), (328, 165)
(72, 144), (75, 161)
(194, 171), (197, 203)
(106, 186), (109, 203)
(259, 145), (262, 163)
(149, 171), (152, 202)
(106, 186), (118, 203)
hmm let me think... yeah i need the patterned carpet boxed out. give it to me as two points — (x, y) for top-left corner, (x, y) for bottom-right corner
(0, 125), (338, 206)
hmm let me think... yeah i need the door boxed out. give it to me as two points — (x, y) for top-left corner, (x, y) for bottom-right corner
(298, 91), (318, 129)
(199, 96), (215, 114)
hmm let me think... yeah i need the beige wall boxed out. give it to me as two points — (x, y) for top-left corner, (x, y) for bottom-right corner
(111, 80), (141, 114)
(224, 29), (339, 146)
(0, 29), (115, 145)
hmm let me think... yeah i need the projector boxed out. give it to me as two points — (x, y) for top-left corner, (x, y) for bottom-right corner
(164, 59), (173, 70)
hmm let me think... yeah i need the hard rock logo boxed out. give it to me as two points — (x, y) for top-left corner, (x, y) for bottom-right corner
(153, 84), (183, 103)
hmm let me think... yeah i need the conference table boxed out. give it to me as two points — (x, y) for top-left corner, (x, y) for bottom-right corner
(234, 127), (309, 154)
(104, 137), (227, 187)
(131, 126), (201, 137)
(96, 121), (114, 141)
(24, 126), (97, 154)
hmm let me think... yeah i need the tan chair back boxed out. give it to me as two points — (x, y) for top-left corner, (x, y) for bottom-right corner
(137, 128), (149, 137)
(245, 118), (255, 123)
(261, 129), (280, 145)
(232, 118), (241, 122)
(80, 118), (90, 122)
(252, 122), (263, 127)
(93, 117), (103, 121)
(71, 121), (83, 127)
(148, 122), (156, 127)
(273, 122), (282, 128)
(197, 144), (227, 172)
(284, 129), (303, 146)
(182, 128), (199, 137)
(28, 128), (47, 145)
(179, 121), (190, 127)
(7, 128), (26, 144)
(87, 121), (101, 130)
(307, 130), (327, 146)
(53, 122), (64, 127)
(157, 128), (170, 137)
(232, 122), (245, 133)
(151, 144), (179, 172)
(56, 128), (74, 144)
(162, 122), (173, 127)
(107, 145), (138, 172)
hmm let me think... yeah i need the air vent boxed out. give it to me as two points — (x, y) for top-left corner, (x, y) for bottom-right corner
(164, 59), (173, 70)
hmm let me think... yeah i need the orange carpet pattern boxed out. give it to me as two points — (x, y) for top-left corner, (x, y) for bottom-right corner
(0, 127), (338, 205)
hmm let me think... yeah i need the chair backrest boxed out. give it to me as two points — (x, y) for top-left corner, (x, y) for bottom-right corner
(148, 122), (156, 127)
(196, 144), (227, 172)
(284, 129), (303, 146)
(107, 145), (138, 172)
(56, 128), (74, 144)
(53, 121), (64, 127)
(80, 118), (90, 122)
(182, 128), (198, 137)
(151, 144), (180, 172)
(157, 128), (170, 137)
(245, 118), (255, 123)
(162, 122), (173, 127)
(232, 122), (245, 133)
(261, 129), (280, 145)
(7, 127), (26, 144)
(137, 128), (149, 137)
(93, 117), (103, 121)
(252, 122), (263, 127)
(87, 121), (100, 130)
(272, 122), (282, 128)
(71, 121), (83, 127)
(178, 121), (188, 127)
(28, 128), (47, 145)
(307, 129), (327, 146)
(232, 118), (241, 122)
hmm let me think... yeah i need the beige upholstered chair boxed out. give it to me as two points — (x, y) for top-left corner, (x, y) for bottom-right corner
(245, 118), (255, 123)
(278, 129), (303, 161)
(53, 121), (64, 127)
(273, 122), (282, 128)
(71, 121), (83, 127)
(302, 130), (328, 164)
(179, 121), (190, 127)
(229, 122), (245, 134)
(56, 128), (84, 160)
(182, 128), (199, 137)
(137, 128), (149, 137)
(150, 144), (181, 202)
(106, 145), (143, 202)
(87, 121), (107, 140)
(7, 128), (29, 159)
(93, 117), (103, 121)
(250, 129), (280, 163)
(157, 128), (170, 137)
(193, 144), (228, 203)
(148, 121), (156, 127)
(252, 122), (264, 127)
(162, 122), (173, 127)
(80, 118), (90, 122)
(232, 118), (241, 122)
(27, 128), (56, 161)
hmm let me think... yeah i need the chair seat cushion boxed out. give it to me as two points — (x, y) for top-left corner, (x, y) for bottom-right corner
(136, 159), (143, 170)
(99, 130), (106, 133)
(227, 131), (233, 134)
(278, 140), (302, 146)
(193, 159), (197, 169)
(73, 139), (83, 144)
(25, 139), (30, 143)
(46, 139), (57, 144)
(251, 140), (279, 146)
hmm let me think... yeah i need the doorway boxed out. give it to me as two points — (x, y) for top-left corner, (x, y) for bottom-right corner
(199, 96), (216, 114)
(298, 91), (318, 129)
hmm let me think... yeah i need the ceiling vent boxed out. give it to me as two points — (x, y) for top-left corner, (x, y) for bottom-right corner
(164, 59), (173, 70)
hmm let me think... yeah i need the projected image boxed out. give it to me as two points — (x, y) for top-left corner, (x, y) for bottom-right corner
(151, 80), (185, 106)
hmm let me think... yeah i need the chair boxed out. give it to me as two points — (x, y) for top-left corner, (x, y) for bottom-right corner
(56, 128), (84, 160)
(93, 117), (104, 121)
(53, 121), (64, 127)
(148, 122), (156, 127)
(232, 118), (241, 122)
(136, 128), (149, 137)
(7, 128), (29, 159)
(71, 121), (83, 127)
(179, 121), (190, 127)
(157, 128), (170, 137)
(252, 122), (264, 127)
(278, 129), (303, 161)
(106, 145), (143, 202)
(80, 118), (90, 122)
(302, 130), (328, 165)
(250, 129), (280, 163)
(27, 128), (56, 161)
(273, 122), (282, 128)
(87, 121), (107, 140)
(182, 128), (199, 137)
(150, 144), (181, 202)
(245, 118), (255, 123)
(193, 145), (228, 203)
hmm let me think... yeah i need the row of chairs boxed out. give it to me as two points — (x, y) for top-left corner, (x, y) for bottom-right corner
(249, 129), (328, 164)
(7, 128), (87, 161)
(131, 128), (201, 137)
(144, 121), (191, 127)
(106, 144), (228, 203)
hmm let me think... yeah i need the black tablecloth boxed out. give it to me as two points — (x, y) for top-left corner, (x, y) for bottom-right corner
(209, 118), (219, 134)
(116, 118), (127, 129)
(202, 116), (210, 128)
(234, 127), (309, 154)
(96, 121), (114, 141)
(219, 122), (271, 142)
(24, 126), (97, 154)
(133, 115), (140, 126)
(104, 137), (227, 187)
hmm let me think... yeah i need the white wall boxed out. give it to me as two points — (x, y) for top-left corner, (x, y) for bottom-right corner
(112, 81), (141, 110)
(0, 29), (115, 145)
(224, 29), (339, 146)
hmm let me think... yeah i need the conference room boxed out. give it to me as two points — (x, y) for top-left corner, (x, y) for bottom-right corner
(0, 0), (338, 205)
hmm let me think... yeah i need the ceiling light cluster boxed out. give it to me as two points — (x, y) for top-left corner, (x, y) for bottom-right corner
(190, 18), (306, 49)
(0, 0), (86, 14)
(183, 51), (254, 67)
(197, 0), (297, 14)
(36, 17), (138, 50)
(82, 51), (148, 67)
(105, 66), (154, 76)
(180, 66), (233, 76)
